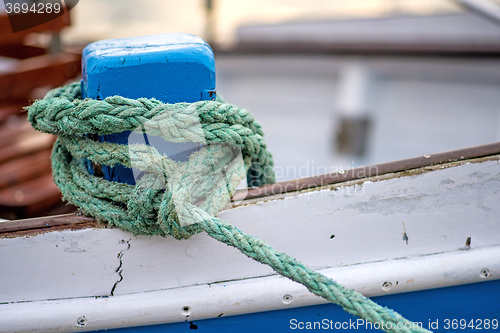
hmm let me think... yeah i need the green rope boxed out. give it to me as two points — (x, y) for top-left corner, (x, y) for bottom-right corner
(27, 82), (431, 333)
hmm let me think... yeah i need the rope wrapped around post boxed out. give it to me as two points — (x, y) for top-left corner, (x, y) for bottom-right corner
(27, 82), (431, 333)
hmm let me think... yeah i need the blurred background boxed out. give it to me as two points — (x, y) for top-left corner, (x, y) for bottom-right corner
(1, 0), (500, 219)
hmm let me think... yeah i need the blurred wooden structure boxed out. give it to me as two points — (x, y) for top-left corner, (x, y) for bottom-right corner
(0, 10), (80, 219)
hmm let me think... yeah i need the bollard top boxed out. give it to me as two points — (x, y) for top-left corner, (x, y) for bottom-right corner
(81, 33), (216, 103)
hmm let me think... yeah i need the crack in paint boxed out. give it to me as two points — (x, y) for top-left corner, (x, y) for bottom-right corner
(110, 239), (131, 296)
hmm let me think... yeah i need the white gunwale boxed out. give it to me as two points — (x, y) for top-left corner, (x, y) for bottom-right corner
(1, 142), (499, 332)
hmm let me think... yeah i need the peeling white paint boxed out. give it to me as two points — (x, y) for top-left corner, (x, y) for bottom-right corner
(0, 230), (130, 302)
(0, 156), (499, 331)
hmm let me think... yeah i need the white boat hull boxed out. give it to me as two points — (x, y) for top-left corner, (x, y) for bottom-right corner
(1, 146), (499, 332)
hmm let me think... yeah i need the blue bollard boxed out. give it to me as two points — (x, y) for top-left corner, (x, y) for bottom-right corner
(81, 33), (216, 184)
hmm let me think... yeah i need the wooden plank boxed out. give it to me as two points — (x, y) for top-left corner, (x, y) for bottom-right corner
(0, 172), (61, 208)
(0, 173), (59, 205)
(0, 220), (96, 238)
(0, 10), (80, 221)
(0, 55), (18, 74)
(0, 149), (51, 190)
(0, 44), (46, 59)
(0, 104), (26, 123)
(0, 174), (71, 220)
(0, 52), (81, 102)
(0, 121), (34, 148)
(0, 131), (54, 164)
(0, 12), (71, 45)
(0, 214), (95, 235)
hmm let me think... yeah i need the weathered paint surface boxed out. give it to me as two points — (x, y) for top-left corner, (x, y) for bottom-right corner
(81, 33), (216, 184)
(82, 33), (215, 103)
(92, 279), (500, 332)
(0, 156), (499, 332)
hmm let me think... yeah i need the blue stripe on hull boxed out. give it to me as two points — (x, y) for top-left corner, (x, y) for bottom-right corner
(93, 280), (500, 332)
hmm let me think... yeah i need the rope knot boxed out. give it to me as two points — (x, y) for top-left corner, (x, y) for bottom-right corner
(26, 82), (275, 237)
(126, 142), (247, 239)
(27, 82), (431, 333)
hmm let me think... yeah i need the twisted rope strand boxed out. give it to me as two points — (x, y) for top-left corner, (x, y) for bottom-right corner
(27, 83), (431, 333)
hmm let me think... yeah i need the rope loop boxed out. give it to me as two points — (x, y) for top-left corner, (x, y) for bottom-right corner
(27, 83), (431, 333)
(27, 82), (274, 238)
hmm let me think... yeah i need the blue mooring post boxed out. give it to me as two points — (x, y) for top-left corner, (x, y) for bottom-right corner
(81, 33), (216, 184)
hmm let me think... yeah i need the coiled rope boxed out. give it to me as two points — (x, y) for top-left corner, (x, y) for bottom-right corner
(27, 82), (431, 333)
